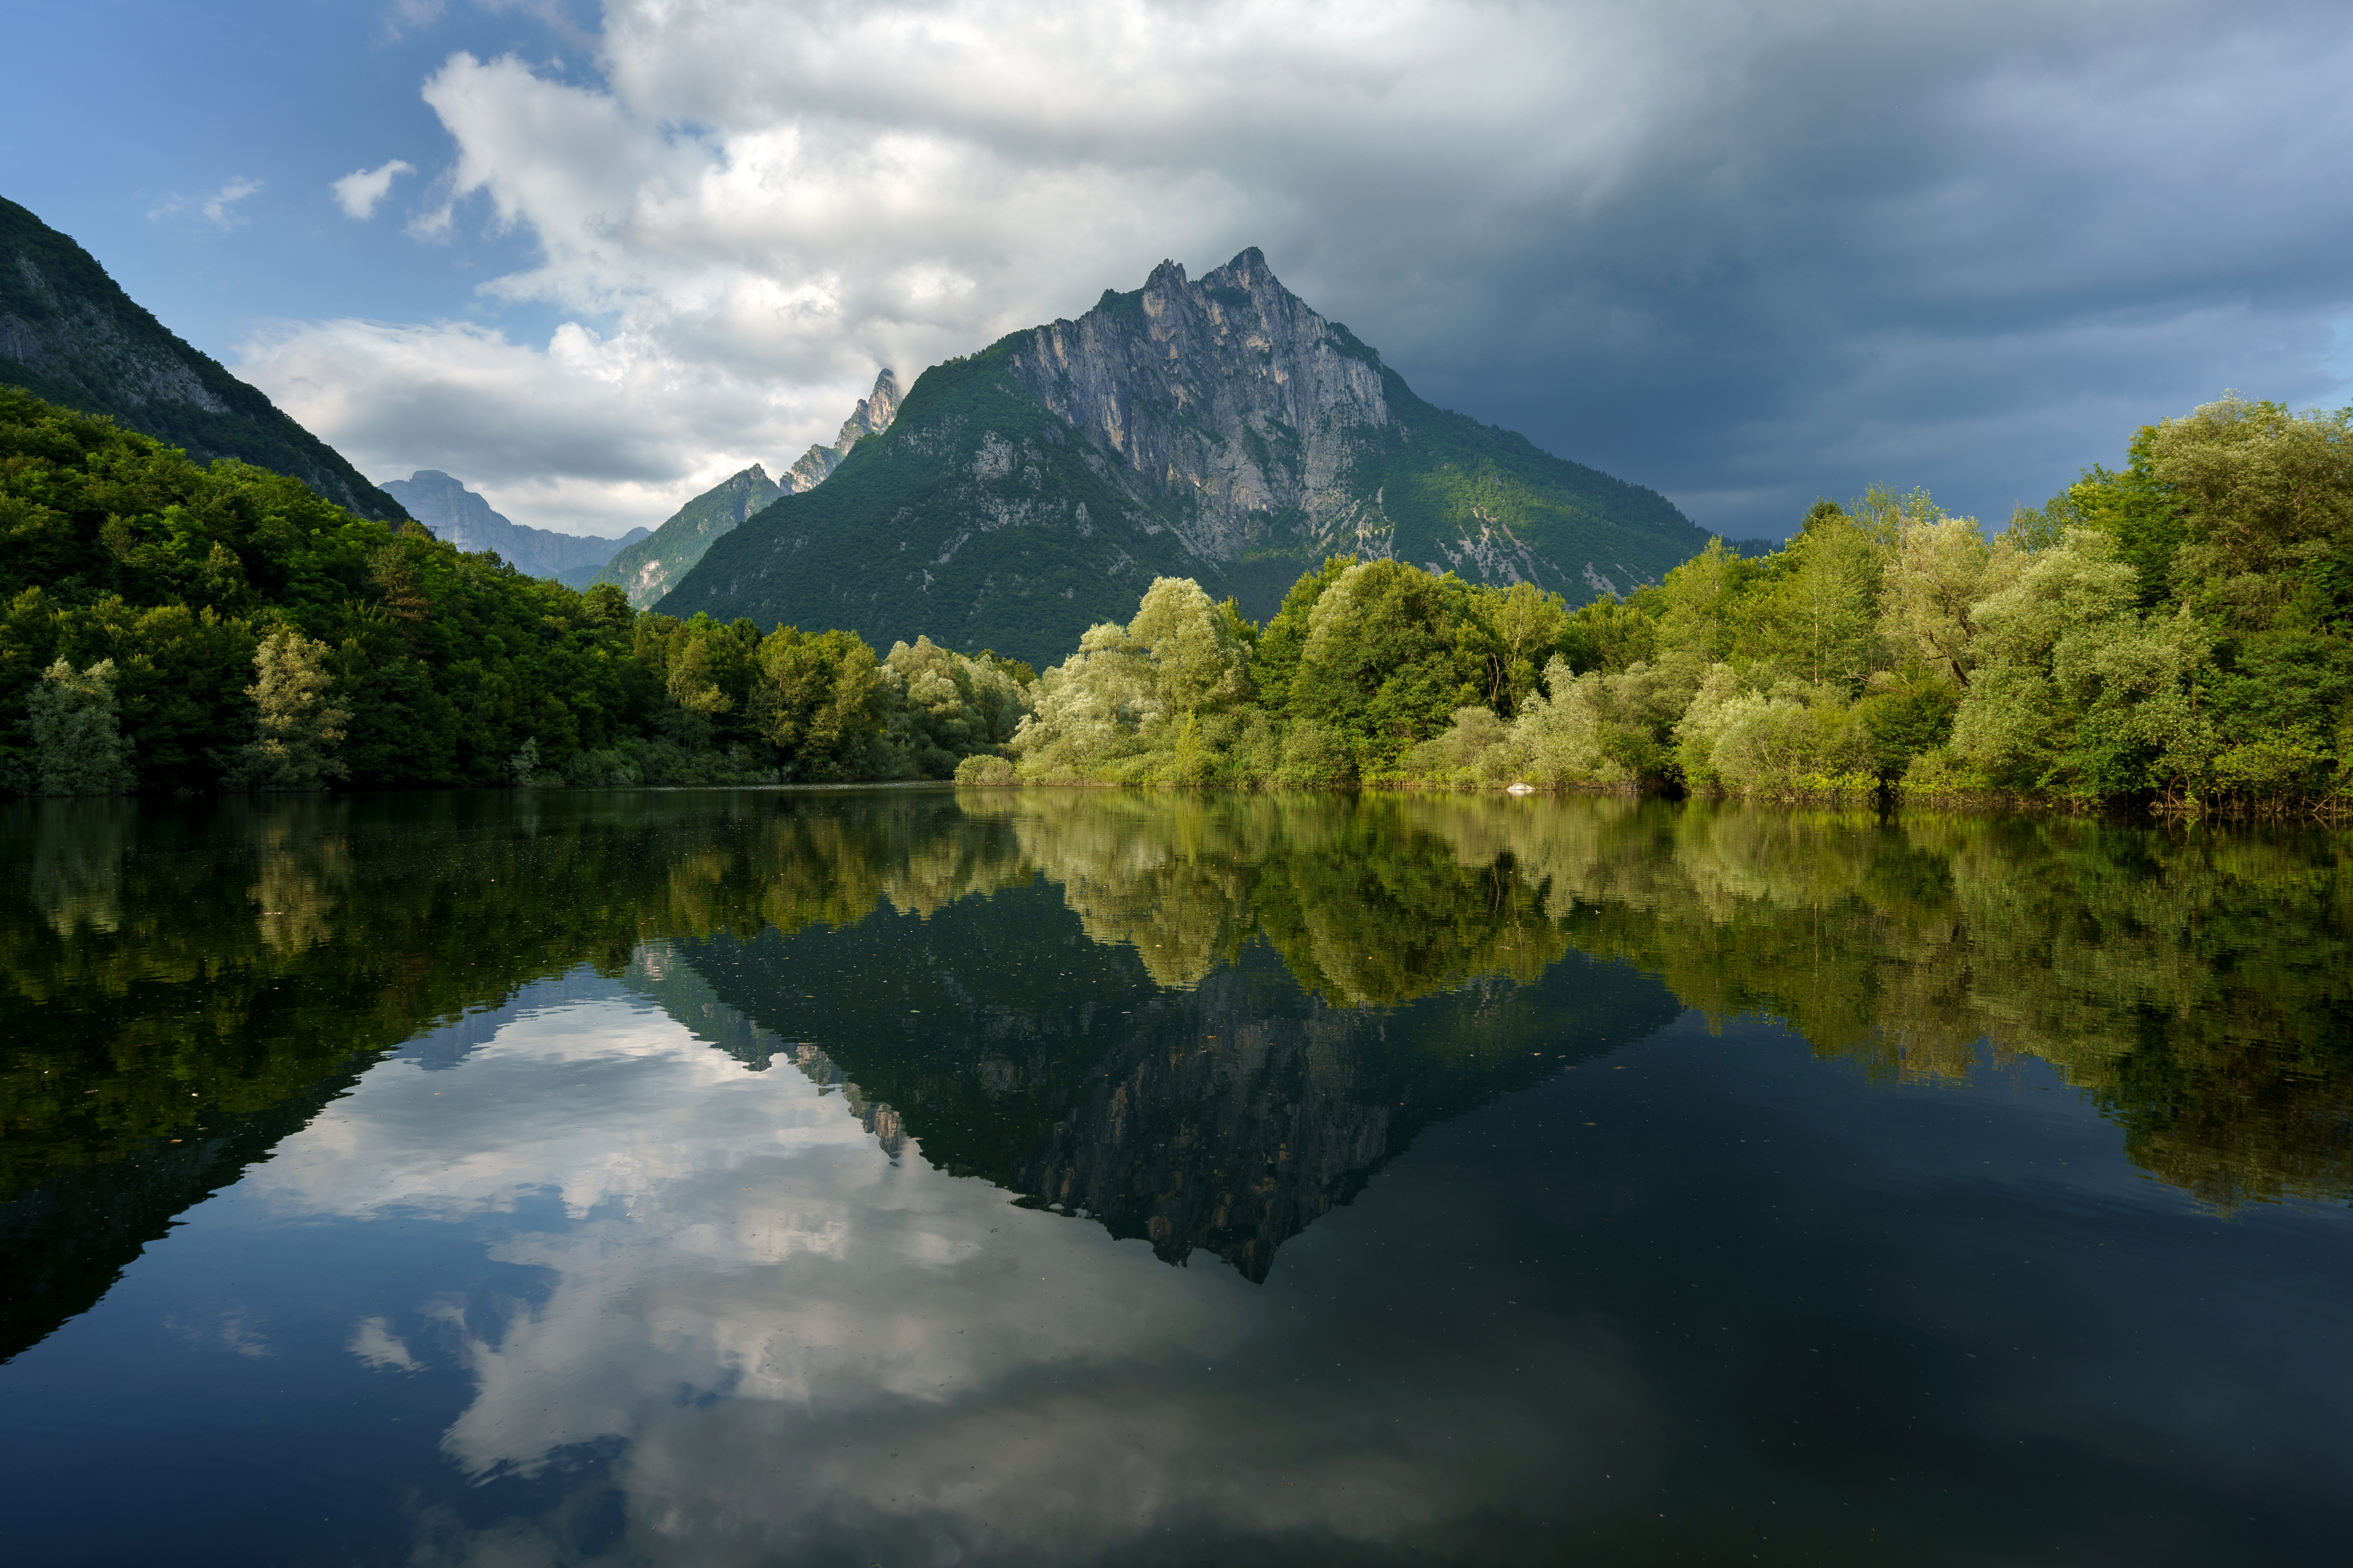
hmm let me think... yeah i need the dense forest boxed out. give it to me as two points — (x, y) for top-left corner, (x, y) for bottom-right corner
(5, 383), (2348, 812)
(0, 387), (1028, 794)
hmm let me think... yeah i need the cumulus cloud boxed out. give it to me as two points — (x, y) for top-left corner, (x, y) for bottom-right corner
(331, 158), (417, 220)
(241, 0), (2353, 538)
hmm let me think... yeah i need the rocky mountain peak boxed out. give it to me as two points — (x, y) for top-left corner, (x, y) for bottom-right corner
(1000, 248), (1391, 561)
(785, 368), (904, 494)
(662, 247), (1712, 666)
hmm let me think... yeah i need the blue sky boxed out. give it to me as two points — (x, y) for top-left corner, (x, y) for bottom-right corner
(6, 1), (2351, 540)
(9, 3), (548, 344)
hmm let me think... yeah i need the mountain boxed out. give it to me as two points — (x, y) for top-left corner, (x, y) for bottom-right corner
(659, 249), (1745, 667)
(571, 371), (905, 606)
(571, 465), (782, 604)
(378, 470), (647, 578)
(0, 196), (404, 522)
(783, 369), (904, 493)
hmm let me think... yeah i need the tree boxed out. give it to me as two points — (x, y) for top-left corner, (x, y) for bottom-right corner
(1125, 577), (1253, 717)
(218, 628), (350, 791)
(753, 627), (887, 780)
(1731, 502), (1888, 694)
(1248, 555), (1355, 711)
(1950, 530), (2215, 801)
(30, 658), (135, 795)
(1879, 510), (2021, 689)
(1291, 560), (1495, 776)
(1478, 580), (1570, 714)
(2145, 396), (2353, 634)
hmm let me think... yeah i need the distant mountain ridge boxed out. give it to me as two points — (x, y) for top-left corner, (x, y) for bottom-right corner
(0, 196), (404, 522)
(660, 249), (1749, 666)
(578, 370), (905, 606)
(380, 470), (647, 577)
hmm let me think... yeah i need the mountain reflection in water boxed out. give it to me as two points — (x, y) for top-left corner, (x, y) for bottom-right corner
(1, 788), (2349, 1563)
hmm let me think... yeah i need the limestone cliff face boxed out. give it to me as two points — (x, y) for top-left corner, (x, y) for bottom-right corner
(1002, 250), (1392, 563)
(784, 369), (904, 495)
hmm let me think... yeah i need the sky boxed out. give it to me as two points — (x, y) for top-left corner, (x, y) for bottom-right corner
(5, 0), (2351, 542)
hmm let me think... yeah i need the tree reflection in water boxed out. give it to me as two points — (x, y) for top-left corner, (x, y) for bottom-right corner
(3, 788), (2348, 1359)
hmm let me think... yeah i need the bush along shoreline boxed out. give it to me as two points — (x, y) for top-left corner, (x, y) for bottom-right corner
(7, 384), (2348, 815)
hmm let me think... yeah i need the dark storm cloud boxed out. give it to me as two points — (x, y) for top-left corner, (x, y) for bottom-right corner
(243, 0), (2353, 539)
(1308, 1), (2353, 535)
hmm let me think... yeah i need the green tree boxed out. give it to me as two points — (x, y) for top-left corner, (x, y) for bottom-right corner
(1248, 555), (1355, 712)
(218, 628), (350, 792)
(752, 627), (888, 780)
(1290, 560), (1497, 776)
(29, 658), (134, 794)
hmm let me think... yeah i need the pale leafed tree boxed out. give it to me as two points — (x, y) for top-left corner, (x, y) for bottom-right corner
(219, 629), (350, 792)
(30, 657), (136, 796)
(1950, 529), (2216, 798)
(1010, 578), (1247, 780)
(1878, 511), (2022, 688)
(1125, 577), (1252, 716)
(1483, 580), (1571, 712)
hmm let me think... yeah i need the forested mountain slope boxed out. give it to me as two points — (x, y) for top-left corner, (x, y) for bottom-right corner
(0, 196), (405, 522)
(660, 249), (1743, 667)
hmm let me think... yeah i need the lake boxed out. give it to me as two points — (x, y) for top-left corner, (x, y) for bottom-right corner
(2, 788), (2348, 1564)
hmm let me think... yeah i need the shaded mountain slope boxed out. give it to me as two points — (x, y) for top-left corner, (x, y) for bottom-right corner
(0, 196), (405, 522)
(662, 249), (1742, 666)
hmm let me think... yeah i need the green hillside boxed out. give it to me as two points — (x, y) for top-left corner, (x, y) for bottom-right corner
(0, 197), (405, 522)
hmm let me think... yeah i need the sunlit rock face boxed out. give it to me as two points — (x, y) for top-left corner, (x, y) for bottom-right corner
(1002, 250), (1392, 563)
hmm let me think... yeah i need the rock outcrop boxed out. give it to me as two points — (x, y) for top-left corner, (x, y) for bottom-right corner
(578, 373), (904, 606)
(783, 369), (904, 494)
(1002, 250), (1393, 563)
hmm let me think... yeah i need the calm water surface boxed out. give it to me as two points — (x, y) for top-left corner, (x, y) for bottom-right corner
(1, 789), (2348, 1565)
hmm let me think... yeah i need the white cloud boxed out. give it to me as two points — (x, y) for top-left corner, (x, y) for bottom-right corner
(348, 1315), (424, 1372)
(238, 0), (2353, 539)
(201, 177), (264, 229)
(331, 158), (417, 220)
(151, 176), (266, 231)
